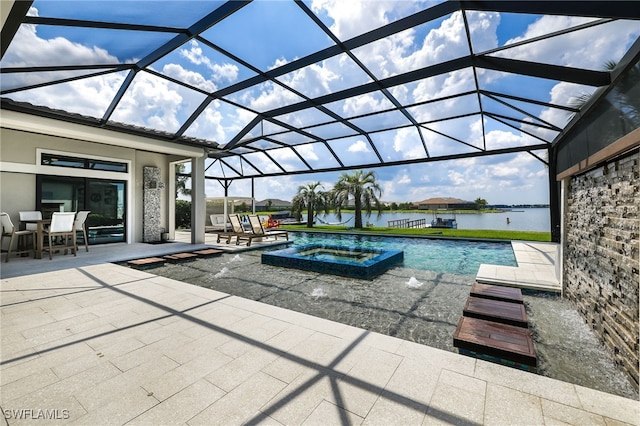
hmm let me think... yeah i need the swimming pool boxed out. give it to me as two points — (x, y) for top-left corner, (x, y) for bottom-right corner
(143, 233), (637, 399)
(287, 232), (516, 275)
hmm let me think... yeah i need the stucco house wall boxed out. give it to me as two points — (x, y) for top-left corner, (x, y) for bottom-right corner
(0, 126), (174, 243)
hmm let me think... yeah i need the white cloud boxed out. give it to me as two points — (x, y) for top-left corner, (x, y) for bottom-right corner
(2, 7), (125, 117)
(502, 17), (639, 68)
(447, 169), (466, 186)
(398, 172), (411, 185)
(242, 81), (304, 112)
(341, 93), (392, 116)
(491, 165), (520, 178)
(3, 8), (117, 69)
(411, 68), (477, 102)
(295, 144), (320, 161)
(192, 103), (226, 143)
(484, 128), (528, 150)
(278, 62), (339, 98)
(311, 0), (403, 40)
(348, 140), (370, 152)
(111, 72), (183, 131)
(180, 40), (239, 83)
(392, 127), (427, 159)
(466, 11), (500, 52)
(162, 63), (216, 93)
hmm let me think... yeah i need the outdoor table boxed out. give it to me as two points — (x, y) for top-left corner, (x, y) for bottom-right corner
(21, 218), (51, 259)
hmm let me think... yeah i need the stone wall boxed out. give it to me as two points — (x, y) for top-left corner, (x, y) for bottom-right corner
(142, 166), (164, 242)
(563, 149), (639, 389)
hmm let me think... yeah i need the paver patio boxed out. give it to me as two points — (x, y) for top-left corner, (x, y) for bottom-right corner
(1, 260), (637, 425)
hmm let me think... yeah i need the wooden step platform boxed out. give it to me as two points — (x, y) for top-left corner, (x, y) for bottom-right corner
(127, 257), (166, 269)
(470, 282), (523, 304)
(192, 248), (224, 258)
(463, 296), (528, 328)
(164, 252), (199, 263)
(454, 316), (537, 372)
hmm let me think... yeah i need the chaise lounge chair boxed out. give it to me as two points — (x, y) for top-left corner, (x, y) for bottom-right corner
(240, 215), (288, 246)
(207, 214), (231, 233)
(216, 214), (249, 244)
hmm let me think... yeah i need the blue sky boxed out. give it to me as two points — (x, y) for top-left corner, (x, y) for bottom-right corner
(3, 1), (640, 204)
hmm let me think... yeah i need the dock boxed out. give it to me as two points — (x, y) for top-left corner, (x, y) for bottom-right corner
(387, 218), (428, 228)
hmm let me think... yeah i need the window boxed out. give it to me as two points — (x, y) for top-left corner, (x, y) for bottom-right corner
(41, 153), (128, 173)
(37, 175), (127, 245)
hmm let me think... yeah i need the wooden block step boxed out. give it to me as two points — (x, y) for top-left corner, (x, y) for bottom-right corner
(463, 296), (528, 328)
(164, 252), (199, 263)
(127, 257), (166, 269)
(192, 248), (224, 258)
(454, 316), (537, 371)
(470, 282), (523, 304)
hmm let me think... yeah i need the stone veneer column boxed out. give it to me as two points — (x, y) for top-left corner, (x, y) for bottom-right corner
(563, 150), (639, 389)
(143, 166), (164, 242)
(190, 155), (205, 244)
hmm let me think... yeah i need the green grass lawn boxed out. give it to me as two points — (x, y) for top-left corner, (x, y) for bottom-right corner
(280, 224), (551, 242)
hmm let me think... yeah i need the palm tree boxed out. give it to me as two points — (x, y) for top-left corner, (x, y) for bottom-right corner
(569, 59), (640, 138)
(333, 170), (383, 229)
(568, 61), (618, 112)
(291, 182), (330, 228)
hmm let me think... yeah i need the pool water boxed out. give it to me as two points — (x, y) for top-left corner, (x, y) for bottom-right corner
(289, 232), (516, 275)
(299, 246), (379, 262)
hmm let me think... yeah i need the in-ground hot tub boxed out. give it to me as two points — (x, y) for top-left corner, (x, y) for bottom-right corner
(261, 244), (404, 279)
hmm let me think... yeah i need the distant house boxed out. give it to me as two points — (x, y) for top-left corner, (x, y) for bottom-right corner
(414, 197), (475, 210)
(254, 198), (292, 212)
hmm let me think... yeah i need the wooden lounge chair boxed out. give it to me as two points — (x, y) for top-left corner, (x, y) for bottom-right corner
(240, 215), (287, 246)
(216, 214), (249, 244)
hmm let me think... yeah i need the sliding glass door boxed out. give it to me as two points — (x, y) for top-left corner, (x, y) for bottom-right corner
(37, 176), (126, 244)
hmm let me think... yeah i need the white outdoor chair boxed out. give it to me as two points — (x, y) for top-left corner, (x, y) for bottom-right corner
(19, 210), (42, 231)
(74, 210), (91, 252)
(42, 212), (77, 260)
(1, 212), (36, 262)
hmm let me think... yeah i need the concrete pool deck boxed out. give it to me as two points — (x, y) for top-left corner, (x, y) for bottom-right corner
(1, 237), (637, 425)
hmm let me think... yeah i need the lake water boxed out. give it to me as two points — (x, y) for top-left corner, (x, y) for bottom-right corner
(315, 208), (550, 232)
